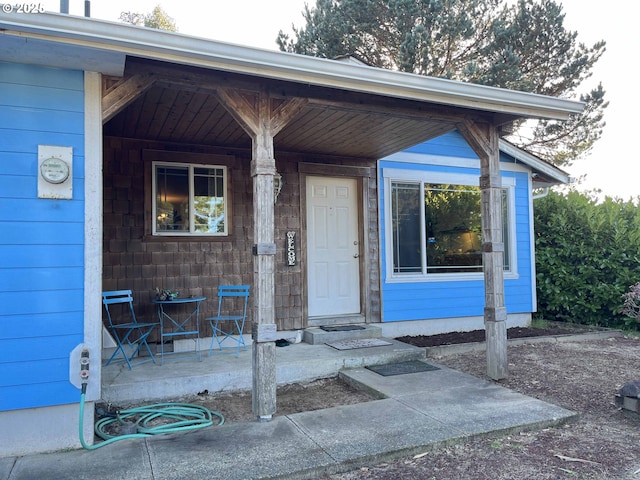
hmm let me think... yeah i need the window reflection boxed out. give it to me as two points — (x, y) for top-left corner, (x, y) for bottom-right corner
(391, 182), (422, 273)
(156, 166), (189, 231)
(425, 184), (483, 274)
(154, 163), (227, 235)
(194, 168), (225, 233)
(389, 180), (510, 276)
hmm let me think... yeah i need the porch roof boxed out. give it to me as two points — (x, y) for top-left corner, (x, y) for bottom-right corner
(0, 12), (585, 158)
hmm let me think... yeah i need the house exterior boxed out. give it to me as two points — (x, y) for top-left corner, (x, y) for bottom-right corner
(377, 130), (570, 338)
(0, 11), (581, 456)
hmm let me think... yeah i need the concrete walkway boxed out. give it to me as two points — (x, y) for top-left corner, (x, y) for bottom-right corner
(1, 343), (575, 480)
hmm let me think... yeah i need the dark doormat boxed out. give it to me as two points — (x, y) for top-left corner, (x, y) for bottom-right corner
(320, 325), (366, 332)
(366, 360), (440, 376)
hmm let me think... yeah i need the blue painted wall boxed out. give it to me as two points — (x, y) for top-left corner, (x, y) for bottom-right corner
(0, 62), (85, 411)
(380, 131), (534, 322)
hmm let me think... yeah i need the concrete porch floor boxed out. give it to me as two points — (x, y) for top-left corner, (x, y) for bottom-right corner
(101, 337), (425, 405)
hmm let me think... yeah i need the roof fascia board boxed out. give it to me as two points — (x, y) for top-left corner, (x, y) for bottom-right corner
(0, 33), (126, 76)
(499, 139), (570, 184)
(0, 13), (584, 121)
(1, 13), (582, 119)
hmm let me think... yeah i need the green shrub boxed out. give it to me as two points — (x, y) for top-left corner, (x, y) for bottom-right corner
(534, 190), (640, 329)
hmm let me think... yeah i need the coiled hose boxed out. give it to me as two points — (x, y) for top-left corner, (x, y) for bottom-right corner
(79, 385), (224, 450)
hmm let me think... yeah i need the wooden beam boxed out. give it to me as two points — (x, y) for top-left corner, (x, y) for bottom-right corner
(102, 73), (155, 123)
(125, 58), (500, 129)
(270, 97), (308, 135)
(458, 119), (508, 380)
(457, 118), (494, 159)
(215, 87), (308, 138)
(214, 87), (260, 136)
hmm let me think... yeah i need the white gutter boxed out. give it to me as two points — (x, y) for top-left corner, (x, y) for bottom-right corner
(532, 187), (550, 200)
(0, 12), (584, 121)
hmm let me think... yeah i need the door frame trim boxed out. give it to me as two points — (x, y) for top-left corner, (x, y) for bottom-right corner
(299, 163), (374, 326)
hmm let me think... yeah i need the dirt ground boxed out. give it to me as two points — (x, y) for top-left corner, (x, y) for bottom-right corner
(183, 330), (640, 479)
(326, 335), (640, 480)
(186, 376), (375, 424)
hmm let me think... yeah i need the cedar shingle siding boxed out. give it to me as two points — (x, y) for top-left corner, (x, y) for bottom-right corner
(102, 137), (380, 336)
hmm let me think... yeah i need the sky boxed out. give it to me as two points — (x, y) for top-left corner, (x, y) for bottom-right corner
(40, 0), (639, 201)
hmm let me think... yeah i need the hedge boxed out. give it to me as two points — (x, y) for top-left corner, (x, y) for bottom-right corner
(534, 190), (640, 329)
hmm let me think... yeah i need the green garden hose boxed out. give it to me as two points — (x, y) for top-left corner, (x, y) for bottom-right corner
(79, 385), (224, 450)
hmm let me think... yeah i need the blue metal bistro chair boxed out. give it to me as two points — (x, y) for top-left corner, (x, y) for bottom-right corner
(102, 290), (158, 369)
(207, 285), (250, 357)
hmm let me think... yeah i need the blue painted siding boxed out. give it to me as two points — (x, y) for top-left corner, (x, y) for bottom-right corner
(1, 311), (83, 339)
(380, 131), (535, 323)
(0, 62), (85, 411)
(403, 130), (478, 158)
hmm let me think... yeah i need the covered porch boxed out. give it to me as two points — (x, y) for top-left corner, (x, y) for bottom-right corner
(99, 55), (463, 417)
(96, 36), (581, 418)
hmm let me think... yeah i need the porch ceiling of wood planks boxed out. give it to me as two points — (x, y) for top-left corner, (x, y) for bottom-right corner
(102, 58), (516, 159)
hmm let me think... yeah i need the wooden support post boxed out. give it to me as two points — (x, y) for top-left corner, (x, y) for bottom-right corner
(250, 94), (278, 421)
(481, 179), (508, 380)
(458, 120), (508, 380)
(215, 87), (307, 420)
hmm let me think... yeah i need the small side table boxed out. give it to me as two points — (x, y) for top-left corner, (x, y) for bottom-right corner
(152, 296), (206, 364)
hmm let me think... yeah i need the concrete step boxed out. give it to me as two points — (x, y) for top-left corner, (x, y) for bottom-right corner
(303, 325), (382, 345)
(101, 338), (425, 404)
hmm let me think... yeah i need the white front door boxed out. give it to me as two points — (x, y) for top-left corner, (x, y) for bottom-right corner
(306, 176), (361, 317)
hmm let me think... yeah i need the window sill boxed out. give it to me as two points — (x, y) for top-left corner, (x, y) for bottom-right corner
(385, 272), (519, 283)
(143, 234), (231, 242)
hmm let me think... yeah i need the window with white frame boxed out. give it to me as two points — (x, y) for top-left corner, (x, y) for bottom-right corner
(385, 169), (514, 279)
(153, 162), (227, 236)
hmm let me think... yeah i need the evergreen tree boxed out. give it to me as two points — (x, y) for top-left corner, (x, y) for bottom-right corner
(277, 0), (606, 167)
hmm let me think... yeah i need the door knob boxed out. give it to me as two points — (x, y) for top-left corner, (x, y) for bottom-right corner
(353, 253), (359, 258)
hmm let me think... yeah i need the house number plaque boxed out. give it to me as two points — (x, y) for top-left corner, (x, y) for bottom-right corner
(286, 231), (296, 266)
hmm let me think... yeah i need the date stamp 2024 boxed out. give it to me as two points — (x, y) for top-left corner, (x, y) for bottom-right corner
(2, 3), (45, 13)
